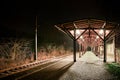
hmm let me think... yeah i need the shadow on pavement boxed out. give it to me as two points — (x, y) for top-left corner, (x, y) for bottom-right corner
(20, 61), (74, 80)
(45, 62), (74, 80)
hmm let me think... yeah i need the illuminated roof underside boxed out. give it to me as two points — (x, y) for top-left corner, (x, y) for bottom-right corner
(56, 19), (116, 30)
(56, 19), (119, 47)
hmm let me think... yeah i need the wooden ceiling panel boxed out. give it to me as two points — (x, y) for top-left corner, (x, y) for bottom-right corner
(56, 19), (117, 46)
(56, 19), (117, 30)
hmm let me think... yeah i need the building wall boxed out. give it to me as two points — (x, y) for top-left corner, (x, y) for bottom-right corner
(106, 42), (114, 62)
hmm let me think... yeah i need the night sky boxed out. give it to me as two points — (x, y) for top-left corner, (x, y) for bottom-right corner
(0, 0), (120, 41)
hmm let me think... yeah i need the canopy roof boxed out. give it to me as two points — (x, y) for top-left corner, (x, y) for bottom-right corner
(55, 19), (119, 47)
(56, 19), (117, 30)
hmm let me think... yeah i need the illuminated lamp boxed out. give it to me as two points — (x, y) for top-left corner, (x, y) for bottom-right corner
(76, 29), (80, 35)
(96, 36), (99, 39)
(99, 29), (104, 34)
(80, 36), (83, 39)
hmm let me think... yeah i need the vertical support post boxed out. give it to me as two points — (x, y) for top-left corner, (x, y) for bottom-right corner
(103, 28), (106, 62)
(73, 28), (76, 62)
(35, 16), (38, 61)
(113, 36), (116, 62)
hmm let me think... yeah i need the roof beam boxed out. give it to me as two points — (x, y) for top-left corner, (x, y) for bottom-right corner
(73, 22), (78, 28)
(64, 28), (74, 40)
(92, 29), (104, 41)
(76, 29), (87, 40)
(54, 25), (67, 34)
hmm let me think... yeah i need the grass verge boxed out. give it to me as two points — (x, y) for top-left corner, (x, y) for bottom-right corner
(106, 62), (120, 78)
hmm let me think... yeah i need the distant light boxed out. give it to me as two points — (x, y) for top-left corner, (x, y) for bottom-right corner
(96, 36), (99, 39)
(80, 36), (83, 39)
(76, 29), (80, 35)
(99, 29), (103, 34)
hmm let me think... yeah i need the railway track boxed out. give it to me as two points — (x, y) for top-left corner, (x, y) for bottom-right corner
(0, 54), (71, 79)
(16, 55), (73, 80)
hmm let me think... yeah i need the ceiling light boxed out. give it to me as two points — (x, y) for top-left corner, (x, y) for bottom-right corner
(76, 29), (80, 35)
(99, 29), (103, 34)
(96, 36), (99, 39)
(80, 36), (83, 39)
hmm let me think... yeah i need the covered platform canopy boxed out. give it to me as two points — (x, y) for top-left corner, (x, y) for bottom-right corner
(55, 19), (120, 62)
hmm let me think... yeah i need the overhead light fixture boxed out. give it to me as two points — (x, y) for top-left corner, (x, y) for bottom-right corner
(76, 29), (80, 35)
(99, 29), (103, 34)
(106, 30), (110, 35)
(96, 36), (99, 39)
(80, 36), (83, 39)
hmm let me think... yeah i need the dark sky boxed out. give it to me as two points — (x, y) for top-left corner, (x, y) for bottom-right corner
(0, 0), (120, 38)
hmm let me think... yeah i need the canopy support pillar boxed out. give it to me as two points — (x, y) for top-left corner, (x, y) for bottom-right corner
(73, 28), (76, 62)
(113, 36), (116, 62)
(103, 28), (106, 62)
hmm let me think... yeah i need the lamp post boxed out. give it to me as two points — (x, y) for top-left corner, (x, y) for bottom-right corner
(35, 16), (38, 61)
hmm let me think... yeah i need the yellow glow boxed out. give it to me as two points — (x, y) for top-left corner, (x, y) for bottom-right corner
(80, 36), (83, 39)
(99, 29), (104, 34)
(96, 36), (99, 39)
(76, 29), (80, 35)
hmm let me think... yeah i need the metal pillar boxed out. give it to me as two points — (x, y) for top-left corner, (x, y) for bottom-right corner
(73, 28), (76, 62)
(113, 36), (116, 62)
(103, 29), (106, 62)
(34, 16), (38, 61)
